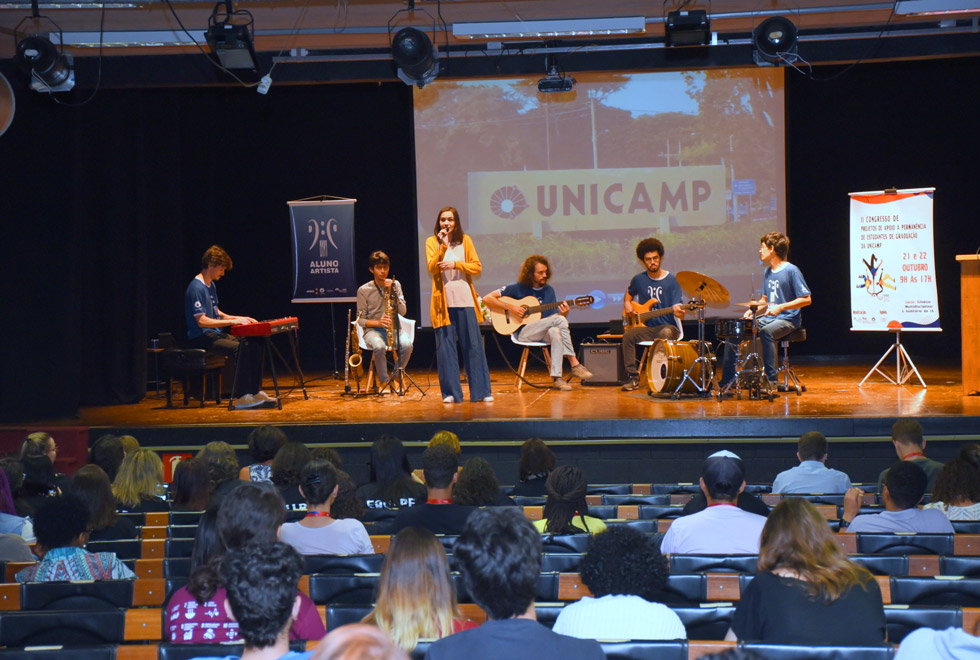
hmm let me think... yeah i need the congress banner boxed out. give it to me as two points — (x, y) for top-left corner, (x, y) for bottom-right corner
(288, 197), (357, 303)
(848, 188), (941, 332)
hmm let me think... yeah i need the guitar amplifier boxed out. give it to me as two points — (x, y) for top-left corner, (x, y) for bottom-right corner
(578, 343), (625, 386)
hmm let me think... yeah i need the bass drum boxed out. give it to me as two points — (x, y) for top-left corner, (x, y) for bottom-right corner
(647, 339), (714, 394)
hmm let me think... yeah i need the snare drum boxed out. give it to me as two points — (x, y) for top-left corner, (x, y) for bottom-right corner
(647, 339), (715, 394)
(715, 318), (751, 339)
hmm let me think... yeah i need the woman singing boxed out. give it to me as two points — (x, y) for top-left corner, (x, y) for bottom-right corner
(426, 206), (492, 403)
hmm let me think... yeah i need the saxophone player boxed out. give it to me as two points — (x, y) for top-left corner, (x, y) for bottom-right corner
(356, 251), (412, 387)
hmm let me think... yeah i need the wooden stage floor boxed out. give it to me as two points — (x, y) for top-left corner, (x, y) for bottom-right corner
(43, 358), (980, 444)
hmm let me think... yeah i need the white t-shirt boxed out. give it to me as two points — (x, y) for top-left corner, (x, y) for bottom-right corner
(279, 518), (374, 555)
(442, 244), (472, 308)
(922, 501), (980, 521)
(552, 594), (687, 641)
(660, 504), (767, 555)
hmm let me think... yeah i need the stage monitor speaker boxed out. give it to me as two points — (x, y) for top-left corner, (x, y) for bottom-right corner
(579, 343), (625, 385)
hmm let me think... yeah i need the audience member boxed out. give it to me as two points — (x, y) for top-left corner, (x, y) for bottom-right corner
(680, 450), (770, 517)
(0, 458), (29, 516)
(391, 445), (475, 535)
(189, 541), (313, 660)
(273, 441), (312, 508)
(510, 438), (555, 497)
(552, 526), (685, 640)
(310, 624), (408, 660)
(771, 431), (852, 494)
(311, 447), (343, 469)
(197, 441), (242, 505)
(423, 507), (604, 660)
(331, 469), (368, 521)
(119, 434), (141, 456)
(171, 457), (212, 512)
(0, 467), (34, 542)
(923, 447), (980, 520)
(727, 498), (885, 645)
(894, 626), (980, 660)
(843, 461), (954, 533)
(534, 466), (607, 534)
(90, 434), (125, 482)
(0, 533), (34, 562)
(20, 455), (59, 515)
(453, 457), (515, 507)
(362, 527), (476, 651)
(21, 432), (63, 478)
(661, 452), (767, 555)
(66, 464), (137, 541)
(15, 493), (135, 582)
(413, 430), (463, 483)
(358, 435), (427, 509)
(113, 448), (168, 513)
(239, 425), (288, 482)
(877, 418), (943, 494)
(280, 459), (373, 555)
(165, 482), (325, 644)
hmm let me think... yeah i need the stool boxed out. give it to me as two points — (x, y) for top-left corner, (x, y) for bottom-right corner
(163, 349), (227, 408)
(776, 327), (807, 395)
(511, 335), (551, 390)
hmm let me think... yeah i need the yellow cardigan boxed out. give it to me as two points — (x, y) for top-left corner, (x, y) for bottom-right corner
(425, 234), (485, 329)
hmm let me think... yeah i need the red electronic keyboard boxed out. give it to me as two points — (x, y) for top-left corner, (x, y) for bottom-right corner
(230, 316), (299, 337)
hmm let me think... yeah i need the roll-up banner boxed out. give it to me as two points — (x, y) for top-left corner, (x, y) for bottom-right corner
(288, 197), (357, 303)
(848, 188), (941, 332)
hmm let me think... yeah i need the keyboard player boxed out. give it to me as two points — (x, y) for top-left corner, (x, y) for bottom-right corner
(184, 245), (271, 409)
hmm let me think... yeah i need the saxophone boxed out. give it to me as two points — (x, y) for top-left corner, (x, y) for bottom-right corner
(348, 310), (363, 375)
(384, 279), (397, 351)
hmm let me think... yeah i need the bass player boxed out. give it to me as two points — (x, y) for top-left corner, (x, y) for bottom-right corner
(620, 238), (687, 392)
(483, 255), (593, 391)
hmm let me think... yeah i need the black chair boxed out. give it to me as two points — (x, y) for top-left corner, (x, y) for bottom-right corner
(303, 553), (385, 575)
(952, 521), (980, 534)
(116, 511), (146, 526)
(539, 553), (585, 573)
(159, 640), (308, 660)
(656, 574), (706, 605)
(19, 580), (135, 610)
(324, 604), (374, 631)
(600, 640), (688, 660)
(604, 519), (659, 533)
(535, 572), (560, 601)
(168, 510), (204, 526)
(739, 643), (895, 659)
(636, 505), (685, 520)
(0, 609), (126, 646)
(856, 533), (955, 556)
(165, 537), (196, 558)
(85, 539), (142, 561)
(436, 535), (459, 554)
(533, 602), (565, 629)
(588, 505), (617, 520)
(307, 574), (380, 605)
(164, 577), (188, 602)
(890, 576), (980, 606)
(884, 604), (962, 643)
(512, 496), (547, 507)
(0, 646), (116, 660)
(601, 494), (671, 506)
(673, 604), (736, 640)
(940, 555), (980, 576)
(669, 555), (758, 574)
(587, 484), (632, 495)
(849, 555), (910, 576)
(167, 525), (198, 539)
(541, 534), (592, 553)
(160, 331), (227, 408)
(164, 557), (193, 578)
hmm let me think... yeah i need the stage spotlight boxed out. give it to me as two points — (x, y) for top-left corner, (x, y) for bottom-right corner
(391, 27), (439, 88)
(753, 16), (798, 65)
(15, 34), (74, 93)
(665, 10), (711, 47)
(538, 66), (575, 93)
(205, 2), (259, 70)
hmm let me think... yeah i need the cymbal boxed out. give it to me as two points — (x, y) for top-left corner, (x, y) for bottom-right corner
(675, 271), (730, 304)
(735, 300), (767, 308)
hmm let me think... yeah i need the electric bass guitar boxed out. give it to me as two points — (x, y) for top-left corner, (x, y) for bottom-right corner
(490, 295), (594, 336)
(623, 299), (697, 329)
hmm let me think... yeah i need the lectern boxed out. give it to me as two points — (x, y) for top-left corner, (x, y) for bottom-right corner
(957, 254), (980, 395)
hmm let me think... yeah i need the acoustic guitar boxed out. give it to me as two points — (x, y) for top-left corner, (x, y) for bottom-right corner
(490, 295), (594, 336)
(624, 299), (697, 329)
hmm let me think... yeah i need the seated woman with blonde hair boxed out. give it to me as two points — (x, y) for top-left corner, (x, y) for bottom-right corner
(726, 497), (886, 645)
(362, 526), (476, 651)
(113, 449), (168, 514)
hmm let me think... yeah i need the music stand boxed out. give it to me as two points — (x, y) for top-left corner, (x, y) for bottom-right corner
(378, 313), (424, 398)
(859, 328), (926, 388)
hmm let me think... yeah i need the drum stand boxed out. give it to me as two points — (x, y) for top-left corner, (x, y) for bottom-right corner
(670, 296), (714, 399)
(716, 310), (776, 402)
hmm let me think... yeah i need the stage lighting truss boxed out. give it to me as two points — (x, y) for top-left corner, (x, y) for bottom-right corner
(205, 0), (260, 71)
(753, 15), (800, 66)
(12, 12), (75, 93)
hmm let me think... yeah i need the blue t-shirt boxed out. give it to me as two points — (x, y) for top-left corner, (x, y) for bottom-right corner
(185, 276), (220, 340)
(627, 271), (683, 328)
(763, 262), (810, 323)
(498, 282), (559, 318)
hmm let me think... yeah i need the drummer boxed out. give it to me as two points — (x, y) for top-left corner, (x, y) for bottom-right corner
(719, 232), (811, 392)
(621, 238), (687, 391)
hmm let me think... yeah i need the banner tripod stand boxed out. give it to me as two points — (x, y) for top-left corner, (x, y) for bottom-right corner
(859, 328), (926, 388)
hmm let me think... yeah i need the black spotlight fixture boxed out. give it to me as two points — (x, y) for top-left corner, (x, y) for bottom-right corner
(205, 0), (260, 70)
(665, 9), (711, 47)
(16, 34), (74, 92)
(753, 16), (798, 65)
(391, 26), (439, 88)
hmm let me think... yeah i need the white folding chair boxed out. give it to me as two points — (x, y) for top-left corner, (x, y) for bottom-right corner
(355, 316), (415, 390)
(511, 334), (551, 391)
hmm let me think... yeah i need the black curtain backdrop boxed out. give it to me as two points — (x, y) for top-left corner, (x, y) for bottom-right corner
(1, 56), (977, 422)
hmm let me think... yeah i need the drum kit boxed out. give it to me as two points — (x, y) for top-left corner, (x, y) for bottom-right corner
(643, 271), (775, 401)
